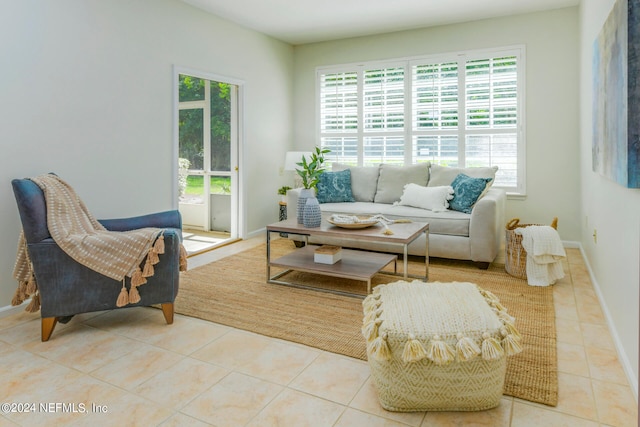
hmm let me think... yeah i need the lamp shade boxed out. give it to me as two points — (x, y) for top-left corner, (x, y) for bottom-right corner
(284, 151), (312, 171)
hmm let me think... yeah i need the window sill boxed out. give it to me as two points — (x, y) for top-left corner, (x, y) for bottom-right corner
(506, 192), (527, 201)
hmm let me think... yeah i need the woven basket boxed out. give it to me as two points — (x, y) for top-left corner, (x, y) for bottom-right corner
(505, 217), (558, 279)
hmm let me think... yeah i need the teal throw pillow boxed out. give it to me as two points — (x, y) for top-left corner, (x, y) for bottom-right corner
(449, 173), (492, 213)
(316, 170), (355, 203)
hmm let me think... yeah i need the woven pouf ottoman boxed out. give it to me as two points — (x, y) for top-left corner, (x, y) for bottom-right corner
(362, 280), (522, 412)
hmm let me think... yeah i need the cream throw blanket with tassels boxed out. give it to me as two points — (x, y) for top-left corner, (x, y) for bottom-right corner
(12, 174), (187, 312)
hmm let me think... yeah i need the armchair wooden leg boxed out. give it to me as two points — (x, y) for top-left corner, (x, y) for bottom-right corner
(41, 317), (58, 342)
(161, 303), (174, 325)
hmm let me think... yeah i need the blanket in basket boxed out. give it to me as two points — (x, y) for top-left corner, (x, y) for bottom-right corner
(515, 225), (565, 286)
(12, 174), (187, 312)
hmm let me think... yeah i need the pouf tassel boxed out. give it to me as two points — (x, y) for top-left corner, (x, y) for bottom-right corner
(402, 334), (427, 363)
(363, 307), (383, 324)
(502, 320), (522, 340)
(497, 310), (515, 324)
(490, 300), (506, 312)
(116, 281), (129, 307)
(369, 333), (391, 361)
(362, 319), (382, 342)
(427, 335), (456, 365)
(372, 284), (386, 294)
(502, 333), (523, 356)
(362, 297), (381, 312)
(455, 333), (481, 361)
(481, 332), (504, 360)
(478, 288), (500, 303)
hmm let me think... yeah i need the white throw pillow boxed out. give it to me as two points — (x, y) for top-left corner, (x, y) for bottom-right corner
(396, 184), (454, 212)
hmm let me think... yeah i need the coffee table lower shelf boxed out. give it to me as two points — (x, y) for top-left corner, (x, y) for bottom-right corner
(268, 245), (398, 297)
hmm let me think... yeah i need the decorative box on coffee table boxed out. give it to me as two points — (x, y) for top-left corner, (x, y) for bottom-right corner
(362, 280), (522, 412)
(314, 245), (342, 264)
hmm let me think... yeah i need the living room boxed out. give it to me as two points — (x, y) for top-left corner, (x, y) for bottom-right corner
(0, 0), (638, 425)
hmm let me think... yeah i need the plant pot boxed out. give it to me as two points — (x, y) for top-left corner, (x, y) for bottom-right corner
(303, 196), (322, 228)
(297, 188), (314, 224)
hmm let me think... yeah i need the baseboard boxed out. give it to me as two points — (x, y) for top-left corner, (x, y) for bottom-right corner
(562, 240), (581, 248)
(578, 244), (639, 400)
(0, 300), (29, 319)
(246, 227), (265, 240)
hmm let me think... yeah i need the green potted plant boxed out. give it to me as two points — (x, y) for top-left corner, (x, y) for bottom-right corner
(295, 147), (330, 225)
(296, 146), (330, 190)
(277, 185), (291, 203)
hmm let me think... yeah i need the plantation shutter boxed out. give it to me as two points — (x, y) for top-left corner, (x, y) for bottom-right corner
(317, 48), (523, 191)
(465, 56), (519, 187)
(411, 61), (459, 166)
(363, 67), (405, 164)
(319, 71), (359, 161)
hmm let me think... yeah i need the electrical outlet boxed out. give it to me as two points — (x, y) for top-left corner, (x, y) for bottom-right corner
(278, 166), (284, 176)
(592, 228), (597, 244)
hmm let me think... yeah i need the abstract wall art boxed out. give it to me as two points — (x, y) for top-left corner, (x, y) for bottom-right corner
(592, 0), (640, 188)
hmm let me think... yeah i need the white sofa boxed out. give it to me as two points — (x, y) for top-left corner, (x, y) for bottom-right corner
(287, 162), (506, 268)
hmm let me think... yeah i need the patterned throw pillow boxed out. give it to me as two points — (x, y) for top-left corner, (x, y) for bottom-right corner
(316, 170), (356, 203)
(449, 173), (493, 213)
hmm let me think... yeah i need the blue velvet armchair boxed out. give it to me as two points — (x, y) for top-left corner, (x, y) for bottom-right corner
(12, 178), (182, 341)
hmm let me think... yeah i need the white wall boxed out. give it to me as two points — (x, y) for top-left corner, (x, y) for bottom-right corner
(293, 7), (581, 241)
(0, 0), (293, 307)
(579, 0), (640, 390)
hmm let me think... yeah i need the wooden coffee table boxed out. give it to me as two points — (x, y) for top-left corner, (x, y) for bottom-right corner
(266, 216), (429, 297)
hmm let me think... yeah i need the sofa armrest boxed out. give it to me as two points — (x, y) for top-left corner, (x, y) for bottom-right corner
(468, 188), (506, 263)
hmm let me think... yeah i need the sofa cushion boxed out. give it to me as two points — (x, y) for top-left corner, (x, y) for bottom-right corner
(319, 201), (470, 237)
(397, 184), (454, 212)
(449, 174), (493, 214)
(374, 163), (430, 204)
(428, 165), (498, 187)
(332, 163), (380, 202)
(316, 170), (355, 203)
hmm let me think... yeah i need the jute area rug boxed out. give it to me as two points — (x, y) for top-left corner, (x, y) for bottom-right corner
(175, 239), (558, 407)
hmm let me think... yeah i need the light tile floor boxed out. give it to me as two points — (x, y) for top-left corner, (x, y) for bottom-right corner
(0, 238), (637, 426)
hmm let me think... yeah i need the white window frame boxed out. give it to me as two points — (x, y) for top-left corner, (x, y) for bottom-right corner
(316, 45), (526, 195)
